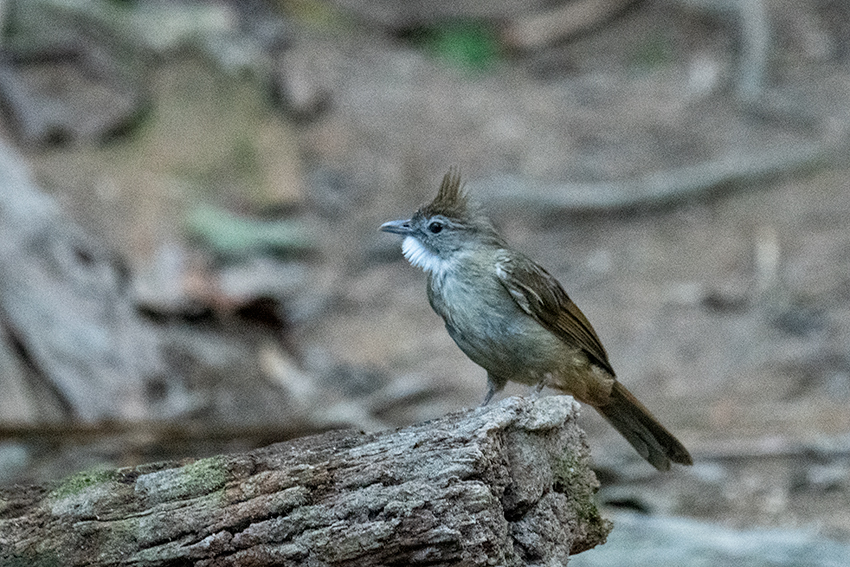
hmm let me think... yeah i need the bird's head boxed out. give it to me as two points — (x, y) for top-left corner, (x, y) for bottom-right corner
(380, 169), (498, 274)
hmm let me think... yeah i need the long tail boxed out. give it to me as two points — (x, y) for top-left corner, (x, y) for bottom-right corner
(594, 381), (693, 470)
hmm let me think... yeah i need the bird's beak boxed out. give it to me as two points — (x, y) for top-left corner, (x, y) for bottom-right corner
(380, 219), (412, 235)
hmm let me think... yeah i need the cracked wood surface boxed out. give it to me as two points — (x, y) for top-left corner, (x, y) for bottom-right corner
(0, 396), (610, 566)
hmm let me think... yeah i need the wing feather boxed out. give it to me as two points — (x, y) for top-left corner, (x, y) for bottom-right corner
(495, 253), (615, 375)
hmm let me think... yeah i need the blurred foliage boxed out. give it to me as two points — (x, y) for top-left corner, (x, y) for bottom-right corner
(279, 0), (352, 28)
(416, 20), (500, 73)
(629, 31), (677, 72)
(185, 204), (313, 259)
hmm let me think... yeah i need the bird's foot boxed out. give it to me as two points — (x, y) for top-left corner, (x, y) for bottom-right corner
(529, 380), (547, 399)
(481, 384), (496, 407)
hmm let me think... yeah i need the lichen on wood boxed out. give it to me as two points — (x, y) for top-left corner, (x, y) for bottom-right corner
(0, 395), (610, 566)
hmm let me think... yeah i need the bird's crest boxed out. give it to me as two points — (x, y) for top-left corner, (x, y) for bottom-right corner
(421, 168), (470, 221)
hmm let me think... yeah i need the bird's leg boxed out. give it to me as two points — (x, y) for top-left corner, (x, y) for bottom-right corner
(481, 383), (496, 406)
(482, 373), (506, 406)
(529, 378), (547, 399)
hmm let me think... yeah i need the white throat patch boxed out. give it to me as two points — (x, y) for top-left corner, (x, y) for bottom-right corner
(402, 236), (447, 275)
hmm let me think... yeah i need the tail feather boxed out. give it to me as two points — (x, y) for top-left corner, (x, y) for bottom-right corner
(594, 381), (692, 471)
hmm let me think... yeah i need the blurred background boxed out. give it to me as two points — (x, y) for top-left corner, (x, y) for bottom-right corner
(1, 0), (849, 564)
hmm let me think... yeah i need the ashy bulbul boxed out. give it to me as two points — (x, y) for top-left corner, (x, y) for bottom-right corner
(381, 170), (692, 470)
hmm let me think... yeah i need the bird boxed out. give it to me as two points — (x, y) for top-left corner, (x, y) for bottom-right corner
(380, 169), (692, 470)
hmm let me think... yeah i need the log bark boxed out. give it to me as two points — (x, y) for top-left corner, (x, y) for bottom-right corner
(0, 396), (611, 566)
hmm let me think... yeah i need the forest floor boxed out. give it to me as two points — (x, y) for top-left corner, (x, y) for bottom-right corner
(3, 0), (850, 559)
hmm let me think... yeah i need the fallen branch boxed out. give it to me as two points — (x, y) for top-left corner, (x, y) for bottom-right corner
(0, 396), (610, 566)
(501, 0), (635, 51)
(0, 138), (182, 421)
(480, 140), (827, 213)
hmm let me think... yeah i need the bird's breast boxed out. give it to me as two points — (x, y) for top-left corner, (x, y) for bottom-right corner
(427, 269), (572, 382)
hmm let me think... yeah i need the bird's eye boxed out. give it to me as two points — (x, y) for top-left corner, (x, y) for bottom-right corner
(427, 221), (443, 234)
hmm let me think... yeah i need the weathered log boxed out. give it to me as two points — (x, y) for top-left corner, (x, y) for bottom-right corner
(0, 137), (184, 421)
(0, 396), (611, 566)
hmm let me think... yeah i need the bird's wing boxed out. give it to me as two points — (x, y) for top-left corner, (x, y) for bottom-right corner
(495, 253), (615, 375)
